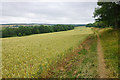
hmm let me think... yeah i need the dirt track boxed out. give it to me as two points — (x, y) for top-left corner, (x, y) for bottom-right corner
(97, 34), (107, 78)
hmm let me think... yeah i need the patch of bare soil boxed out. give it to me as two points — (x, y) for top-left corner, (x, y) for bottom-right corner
(97, 34), (108, 78)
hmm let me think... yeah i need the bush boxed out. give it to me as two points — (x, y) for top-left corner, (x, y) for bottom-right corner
(18, 33), (22, 36)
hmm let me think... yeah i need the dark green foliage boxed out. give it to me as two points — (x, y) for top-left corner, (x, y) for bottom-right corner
(86, 21), (106, 28)
(18, 33), (22, 37)
(93, 2), (120, 29)
(86, 23), (93, 27)
(78, 49), (88, 55)
(2, 25), (75, 38)
(32, 26), (40, 34)
(2, 27), (17, 37)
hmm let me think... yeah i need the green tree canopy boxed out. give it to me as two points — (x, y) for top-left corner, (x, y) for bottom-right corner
(93, 1), (120, 29)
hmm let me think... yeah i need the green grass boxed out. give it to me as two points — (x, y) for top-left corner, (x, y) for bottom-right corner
(73, 36), (98, 78)
(78, 49), (88, 55)
(2, 27), (93, 78)
(99, 29), (119, 78)
(51, 35), (98, 78)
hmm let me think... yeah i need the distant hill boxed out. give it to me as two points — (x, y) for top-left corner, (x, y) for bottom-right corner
(0, 23), (86, 26)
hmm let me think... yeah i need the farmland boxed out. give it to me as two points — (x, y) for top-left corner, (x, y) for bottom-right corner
(2, 27), (93, 78)
(1, 1), (119, 78)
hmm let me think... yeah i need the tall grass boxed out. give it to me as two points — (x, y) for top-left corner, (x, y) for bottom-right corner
(75, 36), (98, 78)
(99, 29), (118, 78)
(2, 27), (93, 78)
(51, 34), (98, 78)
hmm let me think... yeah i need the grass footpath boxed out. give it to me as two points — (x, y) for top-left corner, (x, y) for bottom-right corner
(49, 34), (98, 78)
(99, 29), (119, 78)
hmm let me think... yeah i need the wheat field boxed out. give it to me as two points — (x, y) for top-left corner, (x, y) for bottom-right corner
(2, 27), (93, 78)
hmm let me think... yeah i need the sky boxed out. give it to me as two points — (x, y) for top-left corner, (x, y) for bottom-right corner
(0, 1), (98, 24)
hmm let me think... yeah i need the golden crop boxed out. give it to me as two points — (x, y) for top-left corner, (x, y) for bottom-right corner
(2, 27), (93, 78)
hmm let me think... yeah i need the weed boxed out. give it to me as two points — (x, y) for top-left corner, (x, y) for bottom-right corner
(78, 49), (88, 55)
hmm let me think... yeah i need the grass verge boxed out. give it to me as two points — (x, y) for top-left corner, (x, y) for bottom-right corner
(49, 34), (98, 78)
(99, 29), (119, 78)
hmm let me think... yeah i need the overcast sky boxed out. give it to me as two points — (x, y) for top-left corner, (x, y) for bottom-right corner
(0, 2), (97, 24)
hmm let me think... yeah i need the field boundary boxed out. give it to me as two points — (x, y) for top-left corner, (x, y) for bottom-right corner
(46, 34), (96, 78)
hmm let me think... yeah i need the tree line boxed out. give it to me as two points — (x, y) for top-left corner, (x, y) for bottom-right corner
(86, 21), (106, 28)
(2, 24), (74, 38)
(87, 1), (120, 29)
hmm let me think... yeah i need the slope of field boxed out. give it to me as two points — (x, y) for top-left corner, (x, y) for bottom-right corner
(99, 29), (118, 78)
(2, 27), (93, 78)
(50, 35), (98, 78)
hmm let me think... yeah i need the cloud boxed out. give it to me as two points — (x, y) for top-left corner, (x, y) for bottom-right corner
(1, 0), (98, 2)
(1, 2), (97, 24)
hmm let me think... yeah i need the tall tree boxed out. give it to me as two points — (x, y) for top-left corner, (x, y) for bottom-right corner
(94, 1), (120, 29)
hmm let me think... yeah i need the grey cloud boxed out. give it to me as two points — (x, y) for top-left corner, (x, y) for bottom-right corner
(1, 2), (97, 24)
